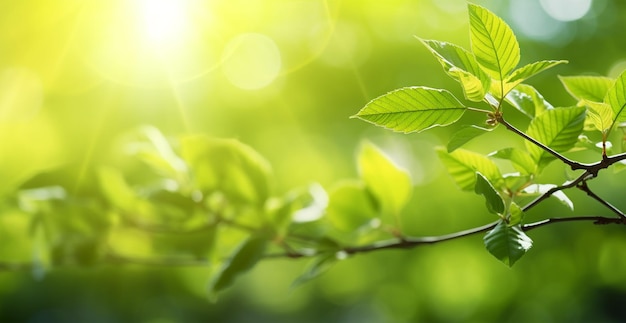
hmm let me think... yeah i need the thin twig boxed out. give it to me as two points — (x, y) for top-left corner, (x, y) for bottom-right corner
(577, 181), (626, 219)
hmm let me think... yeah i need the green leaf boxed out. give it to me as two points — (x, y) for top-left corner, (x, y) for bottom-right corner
(129, 126), (188, 180)
(583, 100), (614, 133)
(97, 167), (137, 211)
(525, 106), (586, 167)
(447, 125), (494, 152)
(291, 252), (340, 288)
(474, 172), (505, 215)
(507, 202), (524, 226)
(353, 87), (466, 133)
(501, 60), (567, 96)
(560, 75), (614, 102)
(419, 39), (490, 101)
(522, 184), (574, 211)
(489, 148), (537, 174)
(484, 220), (532, 267)
(505, 84), (554, 118)
(437, 148), (502, 191)
(468, 3), (520, 80)
(326, 181), (379, 232)
(209, 236), (268, 296)
(358, 142), (412, 216)
(605, 69), (626, 136)
(180, 136), (272, 205)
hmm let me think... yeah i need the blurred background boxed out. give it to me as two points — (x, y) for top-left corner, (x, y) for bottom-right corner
(2, 0), (626, 321)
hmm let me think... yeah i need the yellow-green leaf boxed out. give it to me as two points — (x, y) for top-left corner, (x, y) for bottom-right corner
(358, 142), (412, 216)
(437, 148), (502, 191)
(525, 106), (586, 168)
(605, 69), (626, 136)
(583, 100), (614, 133)
(419, 39), (490, 101)
(560, 75), (614, 102)
(468, 3), (520, 80)
(353, 87), (466, 133)
(505, 84), (554, 118)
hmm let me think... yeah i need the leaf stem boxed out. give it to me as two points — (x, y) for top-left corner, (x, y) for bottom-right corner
(496, 115), (587, 170)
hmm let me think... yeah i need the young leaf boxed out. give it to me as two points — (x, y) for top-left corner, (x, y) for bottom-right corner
(559, 75), (614, 102)
(447, 125), (494, 152)
(489, 148), (537, 174)
(437, 148), (502, 191)
(525, 106), (586, 167)
(419, 39), (490, 101)
(605, 69), (626, 135)
(507, 202), (524, 226)
(468, 3), (520, 80)
(353, 87), (466, 133)
(358, 142), (412, 216)
(484, 220), (532, 267)
(474, 172), (505, 215)
(583, 100), (614, 133)
(505, 84), (554, 118)
(209, 236), (268, 296)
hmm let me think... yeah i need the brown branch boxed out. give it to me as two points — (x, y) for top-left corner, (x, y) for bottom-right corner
(576, 181), (626, 219)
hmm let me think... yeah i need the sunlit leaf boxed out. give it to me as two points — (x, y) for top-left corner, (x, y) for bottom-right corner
(474, 172), (505, 215)
(353, 87), (466, 133)
(447, 125), (494, 152)
(209, 236), (268, 296)
(489, 148), (537, 174)
(507, 202), (524, 226)
(127, 126), (188, 181)
(583, 100), (614, 133)
(180, 136), (272, 205)
(505, 84), (554, 118)
(419, 39), (490, 101)
(525, 106), (586, 167)
(468, 3), (520, 80)
(502, 60), (567, 95)
(605, 69), (626, 135)
(522, 184), (574, 211)
(560, 75), (614, 102)
(358, 142), (412, 216)
(326, 181), (379, 232)
(484, 220), (532, 267)
(437, 148), (502, 191)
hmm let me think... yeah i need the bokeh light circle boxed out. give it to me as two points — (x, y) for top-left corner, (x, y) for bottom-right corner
(539, 0), (592, 22)
(222, 33), (282, 90)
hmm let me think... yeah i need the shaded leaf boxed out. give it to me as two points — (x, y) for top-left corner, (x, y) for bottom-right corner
(209, 236), (268, 296)
(484, 220), (532, 267)
(353, 87), (466, 133)
(505, 84), (554, 118)
(358, 142), (412, 215)
(419, 39), (490, 101)
(291, 252), (340, 288)
(437, 148), (502, 191)
(447, 125), (494, 152)
(474, 172), (505, 215)
(560, 75), (614, 102)
(525, 106), (586, 167)
(468, 3), (520, 80)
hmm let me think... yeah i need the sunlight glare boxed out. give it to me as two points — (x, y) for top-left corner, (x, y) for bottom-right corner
(139, 0), (188, 44)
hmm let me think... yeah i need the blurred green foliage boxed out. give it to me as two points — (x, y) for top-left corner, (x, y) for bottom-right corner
(2, 0), (626, 322)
